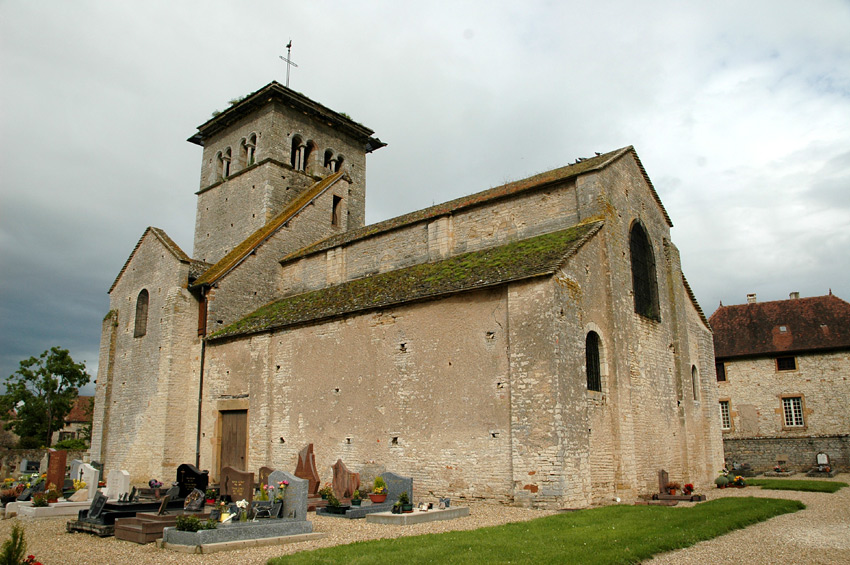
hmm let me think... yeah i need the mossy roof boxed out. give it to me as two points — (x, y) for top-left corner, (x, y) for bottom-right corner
(109, 227), (202, 294)
(191, 170), (346, 288)
(281, 145), (669, 265)
(208, 219), (603, 342)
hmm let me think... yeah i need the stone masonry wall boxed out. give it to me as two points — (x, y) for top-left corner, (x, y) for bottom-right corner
(724, 436), (850, 472)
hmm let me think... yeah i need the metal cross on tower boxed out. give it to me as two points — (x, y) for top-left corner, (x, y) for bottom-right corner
(279, 40), (298, 88)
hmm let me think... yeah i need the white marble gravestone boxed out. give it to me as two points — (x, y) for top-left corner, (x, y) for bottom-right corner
(106, 469), (131, 500)
(80, 464), (99, 501)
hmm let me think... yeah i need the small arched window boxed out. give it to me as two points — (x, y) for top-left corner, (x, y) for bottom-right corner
(242, 134), (257, 166)
(302, 141), (316, 172)
(324, 149), (334, 170)
(134, 289), (149, 338)
(691, 365), (699, 401)
(630, 221), (660, 320)
(334, 154), (345, 172)
(290, 135), (303, 169)
(222, 147), (231, 177)
(586, 331), (602, 392)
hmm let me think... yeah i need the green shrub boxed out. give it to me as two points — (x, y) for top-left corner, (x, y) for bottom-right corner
(0, 523), (27, 565)
(175, 515), (217, 532)
(53, 438), (88, 450)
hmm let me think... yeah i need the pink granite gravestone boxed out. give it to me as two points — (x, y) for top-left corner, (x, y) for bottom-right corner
(332, 459), (360, 500)
(294, 444), (320, 495)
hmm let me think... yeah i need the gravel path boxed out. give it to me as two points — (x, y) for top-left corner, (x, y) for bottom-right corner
(3, 474), (847, 565)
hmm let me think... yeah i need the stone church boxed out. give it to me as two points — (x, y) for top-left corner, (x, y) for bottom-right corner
(90, 81), (723, 508)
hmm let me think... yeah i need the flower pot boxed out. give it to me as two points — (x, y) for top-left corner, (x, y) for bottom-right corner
(326, 505), (350, 514)
(368, 493), (387, 503)
(205, 499), (215, 505)
(48, 498), (58, 504)
(402, 503), (414, 513)
(668, 489), (677, 496)
(351, 499), (362, 506)
(321, 494), (328, 500)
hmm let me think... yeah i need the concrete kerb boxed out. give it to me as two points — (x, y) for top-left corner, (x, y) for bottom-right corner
(159, 532), (326, 554)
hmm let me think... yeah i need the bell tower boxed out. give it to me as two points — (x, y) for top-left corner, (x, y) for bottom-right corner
(187, 82), (384, 264)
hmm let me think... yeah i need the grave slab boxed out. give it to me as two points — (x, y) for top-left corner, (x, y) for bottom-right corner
(365, 506), (470, 525)
(159, 532), (326, 554)
(162, 518), (314, 547)
(318, 471), (412, 519)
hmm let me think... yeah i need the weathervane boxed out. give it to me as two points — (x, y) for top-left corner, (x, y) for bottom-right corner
(279, 40), (298, 88)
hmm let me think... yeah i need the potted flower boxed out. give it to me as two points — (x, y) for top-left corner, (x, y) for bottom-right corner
(325, 492), (350, 514)
(45, 483), (61, 504)
(318, 483), (333, 500)
(31, 493), (48, 508)
(1, 488), (17, 507)
(714, 474), (729, 488)
(398, 491), (413, 513)
(275, 480), (289, 502)
(732, 475), (746, 488)
(369, 477), (388, 503)
(665, 481), (681, 496)
(205, 489), (217, 505)
(682, 483), (694, 495)
(236, 499), (249, 521)
(257, 484), (273, 501)
(351, 490), (362, 506)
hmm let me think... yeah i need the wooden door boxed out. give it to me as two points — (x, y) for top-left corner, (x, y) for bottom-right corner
(220, 410), (247, 475)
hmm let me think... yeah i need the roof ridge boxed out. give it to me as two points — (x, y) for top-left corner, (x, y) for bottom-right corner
(108, 227), (191, 294)
(192, 170), (346, 288)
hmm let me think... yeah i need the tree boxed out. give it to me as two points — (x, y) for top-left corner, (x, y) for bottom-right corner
(1, 347), (90, 448)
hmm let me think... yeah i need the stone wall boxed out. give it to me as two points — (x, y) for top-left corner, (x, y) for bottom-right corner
(724, 435), (850, 472)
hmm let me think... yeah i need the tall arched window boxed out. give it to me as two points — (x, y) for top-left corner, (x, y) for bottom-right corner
(630, 221), (660, 320)
(334, 154), (345, 172)
(324, 149), (334, 170)
(222, 147), (231, 177)
(302, 141), (316, 172)
(242, 133), (257, 166)
(691, 365), (699, 401)
(290, 135), (303, 169)
(586, 331), (602, 392)
(134, 289), (149, 338)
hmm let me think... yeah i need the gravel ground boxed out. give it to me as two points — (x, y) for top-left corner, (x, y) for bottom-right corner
(3, 474), (847, 565)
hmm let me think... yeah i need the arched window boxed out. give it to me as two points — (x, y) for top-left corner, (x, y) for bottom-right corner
(222, 147), (231, 177)
(586, 331), (602, 392)
(630, 221), (660, 320)
(302, 141), (316, 172)
(242, 134), (257, 167)
(134, 289), (149, 338)
(691, 365), (699, 400)
(290, 135), (303, 169)
(334, 154), (345, 172)
(324, 149), (334, 170)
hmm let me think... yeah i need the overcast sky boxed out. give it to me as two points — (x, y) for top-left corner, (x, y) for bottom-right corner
(2, 1), (848, 394)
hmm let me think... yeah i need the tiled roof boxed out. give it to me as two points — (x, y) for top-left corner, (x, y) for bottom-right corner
(109, 227), (194, 294)
(282, 146), (670, 265)
(65, 396), (93, 423)
(709, 293), (850, 359)
(191, 170), (346, 288)
(209, 219), (604, 341)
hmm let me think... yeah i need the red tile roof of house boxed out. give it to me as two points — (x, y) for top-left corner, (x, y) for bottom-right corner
(709, 293), (850, 359)
(65, 396), (93, 423)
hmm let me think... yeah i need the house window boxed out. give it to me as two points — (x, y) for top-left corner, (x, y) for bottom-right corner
(629, 222), (660, 320)
(776, 356), (797, 371)
(134, 289), (149, 338)
(585, 331), (602, 392)
(715, 362), (726, 382)
(719, 401), (731, 430)
(331, 195), (342, 227)
(782, 397), (804, 427)
(691, 365), (699, 401)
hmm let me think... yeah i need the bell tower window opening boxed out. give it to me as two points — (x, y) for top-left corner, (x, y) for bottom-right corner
(302, 141), (316, 173)
(332, 195), (342, 227)
(134, 289), (149, 338)
(290, 135), (304, 170)
(629, 221), (660, 320)
(585, 331), (602, 392)
(243, 134), (257, 166)
(221, 147), (231, 177)
(334, 154), (344, 172)
(324, 149), (334, 170)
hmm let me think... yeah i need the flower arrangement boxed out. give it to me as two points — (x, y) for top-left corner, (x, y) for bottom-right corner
(732, 475), (746, 487)
(275, 480), (289, 502)
(73, 479), (86, 491)
(148, 479), (162, 489)
(326, 492), (341, 508)
(44, 483), (61, 501)
(683, 483), (694, 495)
(318, 483), (333, 498)
(31, 493), (48, 507)
(258, 484), (274, 501)
(175, 515), (217, 532)
(236, 498), (249, 521)
(351, 489), (361, 501)
(714, 474), (729, 488)
(205, 488), (216, 501)
(372, 476), (387, 495)
(24, 555), (42, 565)
(773, 465), (788, 473)
(665, 481), (681, 494)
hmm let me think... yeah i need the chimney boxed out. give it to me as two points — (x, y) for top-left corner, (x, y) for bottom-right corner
(789, 291), (800, 300)
(747, 293), (757, 304)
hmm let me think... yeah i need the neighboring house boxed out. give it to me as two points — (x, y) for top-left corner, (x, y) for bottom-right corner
(52, 395), (93, 444)
(710, 292), (850, 472)
(90, 80), (723, 508)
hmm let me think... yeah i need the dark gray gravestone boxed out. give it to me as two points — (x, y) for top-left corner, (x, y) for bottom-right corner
(16, 488), (33, 502)
(88, 491), (108, 520)
(268, 469), (306, 520)
(221, 466), (253, 504)
(381, 472), (413, 504)
(184, 488), (204, 512)
(176, 464), (209, 498)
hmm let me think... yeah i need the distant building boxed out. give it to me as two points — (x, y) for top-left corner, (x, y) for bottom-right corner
(710, 292), (850, 472)
(52, 395), (93, 444)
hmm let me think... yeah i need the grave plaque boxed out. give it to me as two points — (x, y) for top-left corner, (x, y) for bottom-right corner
(80, 464), (99, 501)
(294, 444), (321, 495)
(259, 466), (274, 486)
(46, 450), (67, 492)
(332, 459), (360, 499)
(209, 508), (221, 522)
(221, 466), (254, 504)
(157, 494), (171, 516)
(184, 488), (205, 512)
(88, 491), (108, 520)
(16, 488), (33, 502)
(129, 486), (137, 502)
(164, 484), (180, 500)
(816, 453), (829, 465)
(270, 501), (283, 519)
(268, 469), (307, 520)
(176, 463), (209, 498)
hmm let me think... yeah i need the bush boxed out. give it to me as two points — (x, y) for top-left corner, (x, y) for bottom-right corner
(53, 438), (88, 450)
(0, 523), (27, 565)
(175, 515), (217, 532)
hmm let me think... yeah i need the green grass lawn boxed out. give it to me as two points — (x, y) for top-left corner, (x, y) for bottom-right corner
(746, 478), (848, 493)
(267, 497), (803, 565)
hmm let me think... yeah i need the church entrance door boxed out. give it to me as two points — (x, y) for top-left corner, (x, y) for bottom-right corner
(220, 409), (247, 475)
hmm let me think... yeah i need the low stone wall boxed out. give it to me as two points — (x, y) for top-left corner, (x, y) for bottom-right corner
(0, 448), (88, 478)
(723, 435), (850, 473)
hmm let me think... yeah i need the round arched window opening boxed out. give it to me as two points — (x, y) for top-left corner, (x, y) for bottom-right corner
(586, 331), (602, 392)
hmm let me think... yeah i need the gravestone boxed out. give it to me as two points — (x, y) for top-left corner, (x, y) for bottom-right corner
(381, 472), (413, 505)
(268, 469), (307, 520)
(657, 470), (669, 494)
(259, 466), (274, 486)
(221, 466), (253, 504)
(817, 453), (829, 466)
(87, 491), (108, 521)
(81, 464), (100, 501)
(331, 459), (360, 500)
(106, 470), (131, 500)
(70, 459), (84, 482)
(184, 488), (204, 512)
(294, 444), (320, 495)
(16, 488), (33, 502)
(176, 463), (209, 498)
(46, 450), (67, 492)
